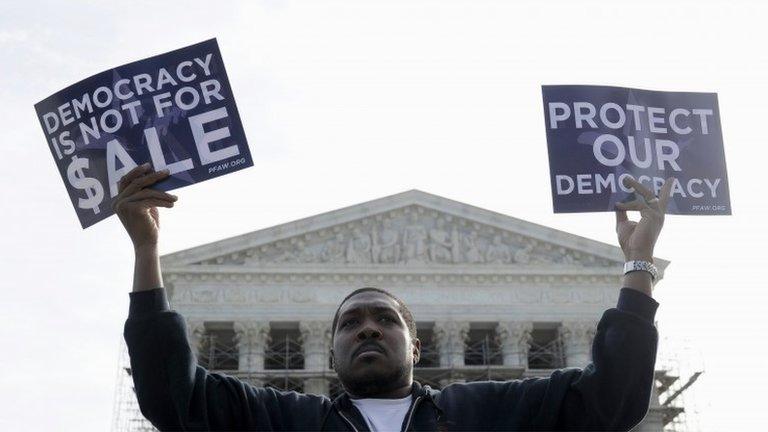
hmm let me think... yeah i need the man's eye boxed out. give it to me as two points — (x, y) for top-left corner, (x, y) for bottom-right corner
(340, 319), (358, 328)
(379, 316), (396, 323)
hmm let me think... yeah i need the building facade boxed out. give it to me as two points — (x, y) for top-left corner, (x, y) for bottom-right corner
(114, 190), (680, 431)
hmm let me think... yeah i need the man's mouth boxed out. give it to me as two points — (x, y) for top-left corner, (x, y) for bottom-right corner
(353, 343), (385, 358)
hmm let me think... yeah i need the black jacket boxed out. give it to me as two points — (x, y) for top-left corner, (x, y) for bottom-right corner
(124, 288), (658, 431)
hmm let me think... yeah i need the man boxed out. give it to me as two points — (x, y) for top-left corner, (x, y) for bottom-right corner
(118, 163), (670, 431)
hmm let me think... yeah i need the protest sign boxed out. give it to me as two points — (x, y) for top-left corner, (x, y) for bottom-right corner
(541, 85), (730, 215)
(35, 38), (252, 228)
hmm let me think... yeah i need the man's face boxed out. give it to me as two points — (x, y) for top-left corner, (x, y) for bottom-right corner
(331, 292), (420, 397)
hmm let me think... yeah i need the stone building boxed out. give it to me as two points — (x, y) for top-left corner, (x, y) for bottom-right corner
(114, 190), (681, 431)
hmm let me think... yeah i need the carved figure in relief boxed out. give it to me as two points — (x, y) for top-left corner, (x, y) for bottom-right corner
(401, 212), (427, 264)
(273, 247), (298, 263)
(372, 219), (399, 264)
(244, 250), (262, 264)
(557, 247), (577, 265)
(514, 241), (534, 264)
(428, 218), (453, 263)
(485, 235), (512, 264)
(321, 233), (346, 263)
(346, 228), (372, 264)
(462, 230), (484, 263)
(297, 243), (318, 263)
(450, 226), (461, 263)
(370, 224), (381, 264)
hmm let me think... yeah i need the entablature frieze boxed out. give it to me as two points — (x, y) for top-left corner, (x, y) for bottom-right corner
(163, 266), (624, 286)
(166, 280), (621, 309)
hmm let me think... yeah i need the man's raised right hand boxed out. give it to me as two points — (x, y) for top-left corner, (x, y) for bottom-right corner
(112, 163), (177, 251)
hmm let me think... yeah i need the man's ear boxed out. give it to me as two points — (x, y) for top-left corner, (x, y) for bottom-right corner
(412, 338), (421, 365)
(330, 348), (336, 370)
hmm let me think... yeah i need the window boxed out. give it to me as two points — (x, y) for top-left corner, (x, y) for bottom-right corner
(464, 324), (503, 366)
(198, 322), (239, 370)
(265, 324), (304, 370)
(527, 325), (565, 369)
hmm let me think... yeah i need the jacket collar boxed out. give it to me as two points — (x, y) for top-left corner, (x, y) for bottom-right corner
(333, 381), (428, 410)
(331, 382), (441, 432)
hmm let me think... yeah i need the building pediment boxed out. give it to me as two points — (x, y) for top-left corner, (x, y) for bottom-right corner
(161, 190), (667, 275)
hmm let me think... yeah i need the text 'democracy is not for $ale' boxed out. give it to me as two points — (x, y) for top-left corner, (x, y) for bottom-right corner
(34, 38), (253, 228)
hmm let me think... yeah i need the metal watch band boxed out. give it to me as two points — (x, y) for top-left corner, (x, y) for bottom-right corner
(623, 260), (659, 280)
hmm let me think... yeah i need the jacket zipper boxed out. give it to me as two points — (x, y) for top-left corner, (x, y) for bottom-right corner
(337, 394), (424, 432)
(336, 407), (360, 432)
(402, 395), (424, 432)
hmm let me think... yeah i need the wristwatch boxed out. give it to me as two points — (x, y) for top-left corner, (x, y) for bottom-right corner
(623, 260), (659, 281)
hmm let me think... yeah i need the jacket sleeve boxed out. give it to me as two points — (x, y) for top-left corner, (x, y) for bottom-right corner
(123, 288), (328, 431)
(532, 288), (660, 431)
(438, 288), (658, 431)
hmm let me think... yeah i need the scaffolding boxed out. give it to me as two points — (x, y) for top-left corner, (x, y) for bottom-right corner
(113, 323), (697, 432)
(265, 330), (305, 370)
(528, 330), (566, 370)
(464, 331), (504, 366)
(199, 332), (239, 370)
(655, 335), (705, 432)
(111, 343), (156, 432)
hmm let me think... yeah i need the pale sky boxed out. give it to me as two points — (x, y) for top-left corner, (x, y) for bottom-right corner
(1, 1), (765, 430)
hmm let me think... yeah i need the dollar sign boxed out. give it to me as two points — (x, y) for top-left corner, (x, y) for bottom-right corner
(67, 156), (104, 215)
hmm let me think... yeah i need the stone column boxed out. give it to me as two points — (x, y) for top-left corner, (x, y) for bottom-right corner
(434, 321), (470, 386)
(559, 321), (597, 368)
(300, 321), (332, 395)
(185, 318), (206, 359)
(434, 321), (470, 368)
(496, 322), (533, 369)
(233, 321), (271, 374)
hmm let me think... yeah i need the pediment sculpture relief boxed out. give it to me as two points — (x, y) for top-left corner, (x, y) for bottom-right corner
(198, 207), (615, 267)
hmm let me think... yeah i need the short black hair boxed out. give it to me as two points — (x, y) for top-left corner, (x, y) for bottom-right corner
(331, 287), (417, 342)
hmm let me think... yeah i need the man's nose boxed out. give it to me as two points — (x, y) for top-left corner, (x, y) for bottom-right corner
(356, 323), (382, 340)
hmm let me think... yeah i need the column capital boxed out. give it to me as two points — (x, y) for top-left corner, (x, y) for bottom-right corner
(559, 320), (597, 367)
(300, 321), (332, 372)
(233, 320), (271, 372)
(299, 321), (332, 343)
(233, 321), (271, 349)
(433, 320), (470, 342)
(433, 321), (470, 368)
(495, 321), (533, 345)
(496, 321), (533, 368)
(185, 318), (206, 354)
(559, 320), (597, 347)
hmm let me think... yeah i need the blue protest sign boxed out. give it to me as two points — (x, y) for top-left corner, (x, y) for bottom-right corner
(541, 85), (730, 215)
(35, 39), (253, 228)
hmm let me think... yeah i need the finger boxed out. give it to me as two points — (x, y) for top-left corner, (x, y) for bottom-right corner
(615, 199), (645, 211)
(121, 198), (175, 212)
(622, 176), (656, 202)
(124, 189), (178, 203)
(659, 177), (675, 213)
(615, 210), (628, 233)
(117, 163), (152, 194)
(141, 198), (175, 209)
(120, 169), (171, 198)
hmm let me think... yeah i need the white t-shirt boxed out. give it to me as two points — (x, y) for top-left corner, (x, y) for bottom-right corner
(350, 395), (413, 432)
